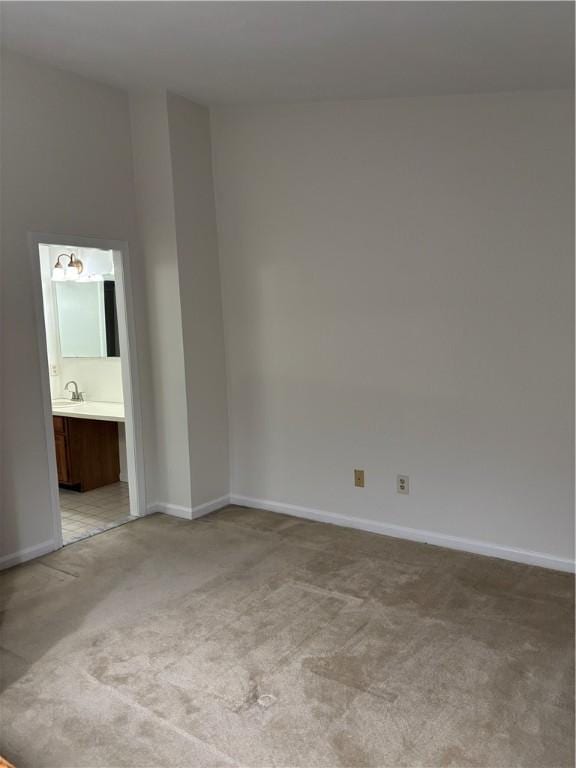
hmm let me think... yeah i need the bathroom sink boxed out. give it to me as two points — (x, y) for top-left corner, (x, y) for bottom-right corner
(51, 399), (125, 422)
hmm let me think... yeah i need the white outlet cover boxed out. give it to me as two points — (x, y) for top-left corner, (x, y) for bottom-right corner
(397, 474), (409, 494)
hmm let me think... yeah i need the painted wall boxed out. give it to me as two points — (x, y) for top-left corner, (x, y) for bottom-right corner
(129, 90), (193, 512)
(58, 358), (123, 403)
(1, 49), (572, 569)
(127, 91), (230, 513)
(0, 51), (155, 563)
(1, 55), (232, 563)
(167, 93), (229, 507)
(211, 90), (574, 563)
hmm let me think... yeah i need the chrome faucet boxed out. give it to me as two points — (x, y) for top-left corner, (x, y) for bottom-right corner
(65, 380), (84, 402)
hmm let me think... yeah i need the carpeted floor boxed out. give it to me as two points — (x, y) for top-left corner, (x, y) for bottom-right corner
(0, 506), (574, 767)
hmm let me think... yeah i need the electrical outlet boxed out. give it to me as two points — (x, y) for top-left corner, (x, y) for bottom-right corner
(397, 474), (409, 494)
(354, 469), (365, 488)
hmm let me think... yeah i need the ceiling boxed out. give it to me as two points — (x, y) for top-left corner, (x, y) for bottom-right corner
(1, 2), (573, 105)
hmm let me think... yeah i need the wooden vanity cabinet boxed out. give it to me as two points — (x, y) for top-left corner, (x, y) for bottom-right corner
(53, 416), (120, 491)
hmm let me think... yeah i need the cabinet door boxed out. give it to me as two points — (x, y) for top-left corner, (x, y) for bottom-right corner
(54, 433), (70, 483)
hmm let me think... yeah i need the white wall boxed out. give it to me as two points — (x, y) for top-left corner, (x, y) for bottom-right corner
(2, 50), (571, 570)
(127, 91), (230, 513)
(211, 90), (574, 563)
(129, 90), (193, 512)
(39, 245), (62, 396)
(0, 51), (155, 563)
(1, 55), (231, 564)
(167, 93), (229, 507)
(58, 358), (123, 402)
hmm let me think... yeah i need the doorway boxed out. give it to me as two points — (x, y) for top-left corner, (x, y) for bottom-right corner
(31, 235), (145, 549)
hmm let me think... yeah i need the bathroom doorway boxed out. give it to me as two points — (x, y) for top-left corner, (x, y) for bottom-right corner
(30, 235), (145, 549)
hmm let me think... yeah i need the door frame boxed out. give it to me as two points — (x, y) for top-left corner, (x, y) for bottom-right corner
(28, 233), (146, 550)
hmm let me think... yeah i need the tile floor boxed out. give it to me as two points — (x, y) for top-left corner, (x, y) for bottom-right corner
(59, 481), (135, 545)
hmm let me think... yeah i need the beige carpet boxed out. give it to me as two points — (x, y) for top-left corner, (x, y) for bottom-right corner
(0, 506), (573, 767)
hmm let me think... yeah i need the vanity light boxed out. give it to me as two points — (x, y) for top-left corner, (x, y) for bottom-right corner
(51, 252), (84, 281)
(52, 253), (67, 281)
(68, 253), (84, 276)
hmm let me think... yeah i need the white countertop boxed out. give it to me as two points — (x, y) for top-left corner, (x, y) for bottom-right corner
(52, 399), (125, 423)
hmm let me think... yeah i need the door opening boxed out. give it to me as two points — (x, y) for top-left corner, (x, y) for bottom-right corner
(30, 235), (145, 549)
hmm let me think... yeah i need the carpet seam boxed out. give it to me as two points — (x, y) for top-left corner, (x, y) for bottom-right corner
(75, 667), (239, 767)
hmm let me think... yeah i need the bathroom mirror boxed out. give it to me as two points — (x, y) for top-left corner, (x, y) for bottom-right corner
(55, 279), (120, 358)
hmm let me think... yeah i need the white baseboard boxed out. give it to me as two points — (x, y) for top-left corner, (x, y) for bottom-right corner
(0, 539), (58, 571)
(191, 495), (231, 518)
(147, 495), (230, 521)
(2, 496), (232, 570)
(147, 502), (193, 519)
(229, 495), (575, 573)
(4, 499), (570, 573)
